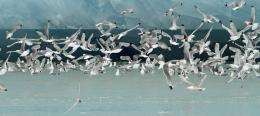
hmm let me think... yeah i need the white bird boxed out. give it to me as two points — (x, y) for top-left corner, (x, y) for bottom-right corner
(0, 83), (7, 92)
(36, 31), (64, 43)
(97, 39), (122, 54)
(169, 15), (181, 30)
(120, 9), (134, 15)
(192, 26), (213, 55)
(64, 83), (82, 113)
(36, 20), (64, 43)
(165, 1), (183, 16)
(160, 31), (179, 45)
(194, 5), (219, 23)
(245, 6), (259, 30)
(186, 75), (207, 91)
(176, 22), (204, 42)
(0, 53), (11, 76)
(225, 0), (246, 11)
(116, 24), (140, 40)
(96, 21), (117, 37)
(179, 73), (207, 91)
(115, 68), (120, 76)
(220, 20), (251, 41)
(7, 39), (31, 57)
(6, 24), (22, 39)
(162, 63), (174, 90)
(7, 34), (40, 48)
(80, 33), (98, 51)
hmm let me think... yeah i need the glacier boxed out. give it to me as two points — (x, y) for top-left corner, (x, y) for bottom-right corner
(0, 0), (258, 29)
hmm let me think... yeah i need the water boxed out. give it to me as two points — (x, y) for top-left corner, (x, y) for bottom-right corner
(0, 69), (260, 116)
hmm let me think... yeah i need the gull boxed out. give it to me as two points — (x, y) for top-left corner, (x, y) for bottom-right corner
(120, 56), (132, 63)
(229, 46), (242, 69)
(52, 42), (75, 59)
(0, 53), (11, 76)
(46, 59), (55, 75)
(182, 42), (194, 64)
(73, 54), (94, 62)
(120, 9), (134, 15)
(160, 31), (179, 45)
(157, 54), (166, 69)
(245, 6), (259, 30)
(147, 41), (171, 54)
(227, 62), (253, 83)
(96, 39), (122, 54)
(116, 24), (140, 40)
(179, 72), (207, 91)
(225, 0), (246, 11)
(67, 40), (82, 55)
(212, 43), (228, 61)
(115, 68), (120, 76)
(7, 49), (30, 58)
(29, 59), (45, 75)
(227, 46), (258, 83)
(205, 43), (228, 76)
(186, 75), (207, 91)
(36, 31), (64, 43)
(192, 26), (213, 55)
(7, 36), (31, 57)
(0, 83), (7, 92)
(36, 20), (65, 43)
(80, 33), (98, 51)
(62, 27), (81, 46)
(40, 47), (60, 59)
(162, 62), (174, 90)
(219, 20), (251, 41)
(44, 20), (51, 39)
(241, 34), (258, 49)
(131, 44), (148, 58)
(145, 56), (157, 70)
(7, 34), (40, 48)
(140, 64), (146, 75)
(64, 83), (82, 113)
(175, 22), (204, 42)
(96, 21), (117, 37)
(194, 5), (219, 23)
(169, 15), (181, 30)
(6, 24), (22, 39)
(165, 1), (183, 16)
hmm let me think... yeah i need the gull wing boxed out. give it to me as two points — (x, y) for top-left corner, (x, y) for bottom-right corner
(251, 6), (256, 22)
(80, 33), (86, 44)
(194, 5), (207, 18)
(230, 21), (238, 34)
(215, 43), (220, 56)
(203, 26), (213, 41)
(190, 22), (204, 36)
(87, 33), (94, 46)
(220, 44), (228, 56)
(221, 23), (235, 36)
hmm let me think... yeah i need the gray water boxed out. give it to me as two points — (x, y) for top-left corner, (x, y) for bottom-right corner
(0, 69), (260, 116)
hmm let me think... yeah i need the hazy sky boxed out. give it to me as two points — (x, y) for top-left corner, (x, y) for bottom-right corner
(0, 0), (258, 29)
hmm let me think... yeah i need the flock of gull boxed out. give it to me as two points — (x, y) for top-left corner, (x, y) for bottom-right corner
(0, 0), (259, 95)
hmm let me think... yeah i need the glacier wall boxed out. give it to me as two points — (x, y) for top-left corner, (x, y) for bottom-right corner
(0, 0), (259, 29)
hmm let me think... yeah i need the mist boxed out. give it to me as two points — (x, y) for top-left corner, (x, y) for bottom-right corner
(0, 0), (258, 29)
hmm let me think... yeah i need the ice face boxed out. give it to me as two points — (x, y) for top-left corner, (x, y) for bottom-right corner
(0, 0), (258, 29)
